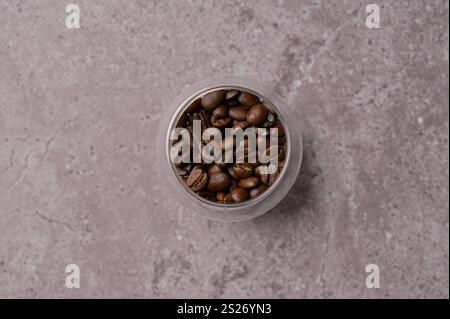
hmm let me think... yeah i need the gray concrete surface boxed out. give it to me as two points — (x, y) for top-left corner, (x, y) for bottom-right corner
(0, 0), (448, 298)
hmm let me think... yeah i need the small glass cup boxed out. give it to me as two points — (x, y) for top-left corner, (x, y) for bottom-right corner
(157, 77), (303, 222)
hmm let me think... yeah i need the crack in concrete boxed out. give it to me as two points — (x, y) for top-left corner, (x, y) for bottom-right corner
(34, 211), (76, 232)
(11, 148), (36, 185)
(0, 149), (15, 176)
(300, 6), (361, 84)
(61, 114), (80, 134)
(277, 3), (363, 95)
(42, 137), (55, 159)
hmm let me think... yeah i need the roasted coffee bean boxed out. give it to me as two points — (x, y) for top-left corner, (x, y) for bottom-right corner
(211, 115), (232, 128)
(216, 192), (227, 203)
(208, 164), (223, 175)
(199, 110), (212, 130)
(186, 98), (203, 114)
(226, 90), (240, 100)
(238, 92), (260, 107)
(239, 176), (261, 189)
(230, 179), (239, 192)
(176, 88), (288, 204)
(175, 163), (193, 176)
(224, 193), (233, 203)
(207, 172), (231, 193)
(232, 121), (250, 132)
(176, 113), (187, 128)
(197, 191), (217, 202)
(212, 105), (229, 118)
(202, 90), (225, 110)
(229, 106), (248, 121)
(249, 184), (267, 198)
(176, 101), (198, 127)
(273, 120), (285, 136)
(278, 145), (286, 161)
(256, 164), (280, 186)
(228, 163), (253, 180)
(175, 166), (188, 176)
(267, 111), (277, 123)
(246, 104), (269, 126)
(186, 166), (208, 191)
(230, 188), (250, 203)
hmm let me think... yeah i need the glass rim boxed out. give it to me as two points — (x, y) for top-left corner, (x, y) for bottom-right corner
(165, 84), (293, 208)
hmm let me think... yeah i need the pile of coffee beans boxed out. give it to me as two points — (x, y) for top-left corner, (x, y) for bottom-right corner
(173, 88), (287, 204)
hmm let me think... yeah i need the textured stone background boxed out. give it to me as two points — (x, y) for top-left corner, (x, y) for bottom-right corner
(0, 0), (448, 298)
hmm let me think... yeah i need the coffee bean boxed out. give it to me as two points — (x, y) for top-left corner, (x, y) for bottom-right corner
(259, 173), (270, 185)
(202, 90), (225, 111)
(186, 166), (208, 191)
(267, 111), (277, 123)
(226, 90), (240, 100)
(197, 191), (217, 202)
(273, 120), (285, 136)
(216, 192), (227, 203)
(175, 163), (193, 176)
(207, 172), (231, 193)
(224, 193), (233, 203)
(230, 188), (250, 203)
(249, 184), (267, 198)
(278, 145), (286, 161)
(229, 106), (248, 121)
(175, 88), (288, 204)
(230, 179), (239, 192)
(176, 113), (187, 128)
(238, 92), (260, 107)
(239, 176), (261, 189)
(186, 98), (203, 114)
(246, 104), (268, 126)
(212, 105), (229, 118)
(199, 110), (212, 130)
(208, 164), (223, 175)
(256, 164), (280, 186)
(177, 102), (199, 127)
(175, 166), (188, 176)
(211, 115), (232, 128)
(228, 163), (253, 180)
(232, 121), (250, 132)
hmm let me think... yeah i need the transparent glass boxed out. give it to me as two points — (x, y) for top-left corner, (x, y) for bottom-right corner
(156, 77), (303, 222)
